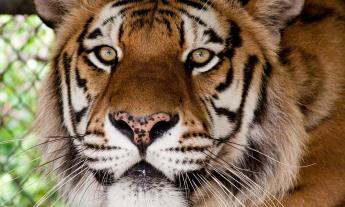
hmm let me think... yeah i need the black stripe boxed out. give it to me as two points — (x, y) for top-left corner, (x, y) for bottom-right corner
(118, 22), (124, 44)
(204, 29), (224, 44)
(178, 8), (207, 26)
(112, 0), (143, 8)
(75, 107), (88, 123)
(119, 7), (133, 16)
(131, 9), (151, 17)
(75, 67), (91, 103)
(78, 17), (94, 43)
(236, 55), (258, 123)
(179, 20), (185, 47)
(82, 56), (104, 73)
(225, 21), (243, 59)
(158, 9), (177, 18)
(52, 55), (64, 123)
(87, 28), (103, 39)
(161, 17), (172, 34)
(130, 18), (147, 31)
(75, 68), (87, 89)
(176, 0), (208, 10)
(253, 61), (272, 124)
(222, 55), (258, 139)
(102, 15), (117, 26)
(228, 22), (242, 48)
(63, 53), (77, 134)
(210, 99), (237, 122)
(78, 17), (94, 55)
(215, 62), (233, 92)
(200, 98), (214, 124)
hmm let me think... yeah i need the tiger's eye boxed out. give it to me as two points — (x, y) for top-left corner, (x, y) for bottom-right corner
(98, 46), (117, 62)
(191, 49), (211, 64)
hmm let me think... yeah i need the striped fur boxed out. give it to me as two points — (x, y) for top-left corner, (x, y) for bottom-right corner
(34, 0), (345, 206)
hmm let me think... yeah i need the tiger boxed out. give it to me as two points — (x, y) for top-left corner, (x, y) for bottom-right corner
(33, 0), (345, 206)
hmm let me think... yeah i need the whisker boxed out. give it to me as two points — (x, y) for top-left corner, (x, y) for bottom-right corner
(228, 141), (315, 168)
(57, 167), (90, 207)
(208, 167), (264, 207)
(76, 173), (97, 207)
(205, 168), (246, 207)
(189, 172), (208, 206)
(196, 173), (229, 207)
(7, 137), (81, 162)
(204, 150), (283, 207)
(208, 136), (314, 168)
(1, 146), (85, 188)
(179, 172), (189, 199)
(185, 172), (197, 200)
(44, 134), (87, 140)
(34, 161), (89, 207)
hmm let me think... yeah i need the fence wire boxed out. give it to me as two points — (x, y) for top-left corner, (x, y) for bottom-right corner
(0, 15), (64, 207)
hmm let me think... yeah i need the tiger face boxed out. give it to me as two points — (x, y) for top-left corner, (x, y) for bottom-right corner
(35, 0), (306, 206)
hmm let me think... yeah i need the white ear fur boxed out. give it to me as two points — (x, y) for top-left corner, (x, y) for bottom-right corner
(248, 0), (305, 36)
(34, 0), (75, 28)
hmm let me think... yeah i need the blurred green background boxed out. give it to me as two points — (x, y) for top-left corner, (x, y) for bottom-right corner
(0, 15), (64, 206)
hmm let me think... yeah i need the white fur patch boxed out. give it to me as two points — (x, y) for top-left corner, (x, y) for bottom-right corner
(106, 178), (186, 207)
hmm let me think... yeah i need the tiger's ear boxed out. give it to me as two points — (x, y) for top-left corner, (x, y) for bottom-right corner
(34, 0), (76, 29)
(242, 0), (304, 36)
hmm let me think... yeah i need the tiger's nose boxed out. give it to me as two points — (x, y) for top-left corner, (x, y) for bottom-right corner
(109, 112), (179, 154)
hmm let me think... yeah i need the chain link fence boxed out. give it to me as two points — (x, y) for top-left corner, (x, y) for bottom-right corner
(0, 15), (65, 206)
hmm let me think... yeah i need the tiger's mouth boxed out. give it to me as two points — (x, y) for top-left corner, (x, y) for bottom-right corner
(91, 160), (207, 195)
(124, 161), (165, 178)
(91, 161), (168, 186)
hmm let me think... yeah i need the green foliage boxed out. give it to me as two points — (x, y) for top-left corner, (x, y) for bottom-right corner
(0, 15), (64, 207)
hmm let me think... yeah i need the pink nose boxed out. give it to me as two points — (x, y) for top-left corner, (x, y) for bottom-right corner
(109, 112), (179, 153)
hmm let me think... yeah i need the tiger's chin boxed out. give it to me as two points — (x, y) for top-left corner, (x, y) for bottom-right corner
(104, 162), (187, 207)
(106, 178), (186, 207)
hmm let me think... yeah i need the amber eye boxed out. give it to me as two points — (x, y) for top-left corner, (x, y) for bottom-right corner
(190, 48), (213, 65)
(96, 46), (117, 64)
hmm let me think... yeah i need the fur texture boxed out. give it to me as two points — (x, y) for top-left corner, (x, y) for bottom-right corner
(33, 0), (345, 206)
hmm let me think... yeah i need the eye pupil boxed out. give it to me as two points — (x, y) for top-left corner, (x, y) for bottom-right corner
(196, 51), (204, 57)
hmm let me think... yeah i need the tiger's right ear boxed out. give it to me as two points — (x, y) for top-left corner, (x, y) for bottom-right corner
(240, 0), (304, 37)
(34, 0), (74, 29)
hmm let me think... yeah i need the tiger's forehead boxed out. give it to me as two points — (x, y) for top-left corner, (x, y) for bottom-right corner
(83, 0), (229, 59)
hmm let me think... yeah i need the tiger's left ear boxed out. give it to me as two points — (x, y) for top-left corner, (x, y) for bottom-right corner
(34, 0), (77, 29)
(242, 0), (304, 36)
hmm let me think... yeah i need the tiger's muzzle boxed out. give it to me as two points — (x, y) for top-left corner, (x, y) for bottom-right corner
(109, 111), (179, 155)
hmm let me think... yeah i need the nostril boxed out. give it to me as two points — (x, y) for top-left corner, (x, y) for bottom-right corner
(149, 114), (179, 140)
(150, 121), (172, 140)
(109, 114), (134, 138)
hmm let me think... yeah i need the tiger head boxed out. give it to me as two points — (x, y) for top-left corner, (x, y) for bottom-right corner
(34, 0), (306, 206)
